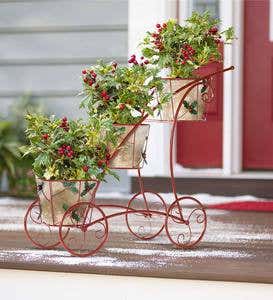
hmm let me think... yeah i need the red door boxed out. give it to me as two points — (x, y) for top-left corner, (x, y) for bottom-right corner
(243, 0), (273, 169)
(176, 60), (224, 168)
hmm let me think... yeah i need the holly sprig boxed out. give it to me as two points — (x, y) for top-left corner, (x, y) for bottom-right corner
(141, 12), (235, 78)
(21, 114), (123, 181)
(80, 60), (170, 124)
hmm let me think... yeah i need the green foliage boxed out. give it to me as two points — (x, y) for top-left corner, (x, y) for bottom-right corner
(80, 60), (170, 124)
(0, 121), (21, 177)
(22, 114), (122, 181)
(140, 12), (235, 78)
(1, 95), (47, 197)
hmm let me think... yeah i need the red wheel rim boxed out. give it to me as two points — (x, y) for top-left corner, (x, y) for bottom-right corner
(126, 191), (167, 240)
(59, 201), (109, 257)
(165, 196), (207, 248)
(24, 199), (61, 249)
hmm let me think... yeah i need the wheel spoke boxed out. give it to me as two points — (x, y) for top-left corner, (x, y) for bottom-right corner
(59, 202), (108, 257)
(126, 191), (167, 240)
(165, 196), (207, 248)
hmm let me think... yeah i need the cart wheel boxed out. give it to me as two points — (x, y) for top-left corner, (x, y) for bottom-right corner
(24, 199), (62, 249)
(165, 196), (207, 248)
(59, 201), (109, 257)
(126, 191), (167, 240)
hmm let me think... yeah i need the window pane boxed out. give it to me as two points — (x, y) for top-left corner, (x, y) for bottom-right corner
(190, 0), (219, 18)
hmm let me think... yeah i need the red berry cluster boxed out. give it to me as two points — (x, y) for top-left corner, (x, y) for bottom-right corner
(208, 26), (218, 35)
(101, 90), (110, 102)
(151, 23), (166, 51)
(96, 148), (111, 168)
(128, 54), (149, 66)
(82, 69), (97, 87)
(58, 144), (74, 158)
(208, 26), (221, 44)
(82, 165), (89, 172)
(176, 44), (195, 65)
(60, 117), (69, 131)
(42, 133), (49, 141)
(118, 103), (126, 111)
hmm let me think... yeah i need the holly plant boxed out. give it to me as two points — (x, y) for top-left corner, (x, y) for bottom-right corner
(21, 114), (123, 181)
(80, 60), (170, 124)
(140, 11), (235, 78)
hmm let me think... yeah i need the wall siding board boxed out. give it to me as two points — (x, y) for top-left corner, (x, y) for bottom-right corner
(0, 0), (129, 193)
(0, 32), (127, 60)
(0, 1), (128, 28)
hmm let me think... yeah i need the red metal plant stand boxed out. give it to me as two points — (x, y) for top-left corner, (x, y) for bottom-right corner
(24, 66), (234, 257)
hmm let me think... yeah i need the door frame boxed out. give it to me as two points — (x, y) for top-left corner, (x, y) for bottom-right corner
(128, 0), (273, 180)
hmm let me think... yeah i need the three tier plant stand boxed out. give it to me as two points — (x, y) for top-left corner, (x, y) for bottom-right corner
(24, 66), (234, 257)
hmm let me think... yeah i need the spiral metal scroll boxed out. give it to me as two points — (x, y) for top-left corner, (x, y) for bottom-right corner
(126, 191), (167, 240)
(200, 77), (215, 104)
(24, 199), (63, 249)
(59, 201), (108, 257)
(165, 196), (207, 248)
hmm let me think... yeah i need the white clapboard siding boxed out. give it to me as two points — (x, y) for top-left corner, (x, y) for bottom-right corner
(0, 0), (129, 193)
(0, 0), (128, 29)
(0, 65), (98, 94)
(0, 32), (127, 61)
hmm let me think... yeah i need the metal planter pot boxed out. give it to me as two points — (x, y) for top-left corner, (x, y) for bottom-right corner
(35, 178), (98, 225)
(151, 78), (205, 122)
(110, 124), (150, 169)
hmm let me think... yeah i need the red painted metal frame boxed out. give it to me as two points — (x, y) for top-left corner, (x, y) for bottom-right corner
(24, 66), (234, 256)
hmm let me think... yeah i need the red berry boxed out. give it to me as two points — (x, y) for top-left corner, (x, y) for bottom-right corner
(67, 152), (72, 158)
(106, 153), (111, 160)
(82, 165), (89, 172)
(42, 133), (49, 140)
(83, 78), (88, 83)
(58, 148), (64, 155)
(209, 27), (218, 34)
(156, 23), (161, 28)
(144, 60), (149, 64)
(82, 70), (87, 74)
(162, 23), (167, 28)
(66, 145), (71, 151)
(112, 61), (117, 68)
(97, 160), (105, 167)
(118, 103), (126, 110)
(89, 80), (93, 86)
(62, 117), (67, 122)
(101, 90), (108, 98)
(140, 56), (144, 60)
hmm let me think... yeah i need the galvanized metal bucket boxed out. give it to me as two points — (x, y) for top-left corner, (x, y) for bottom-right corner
(150, 78), (205, 122)
(36, 178), (98, 225)
(110, 124), (150, 169)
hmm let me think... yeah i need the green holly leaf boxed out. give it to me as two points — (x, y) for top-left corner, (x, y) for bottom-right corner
(201, 85), (207, 93)
(191, 101), (198, 108)
(80, 182), (96, 197)
(62, 203), (69, 211)
(71, 210), (80, 222)
(183, 100), (189, 109)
